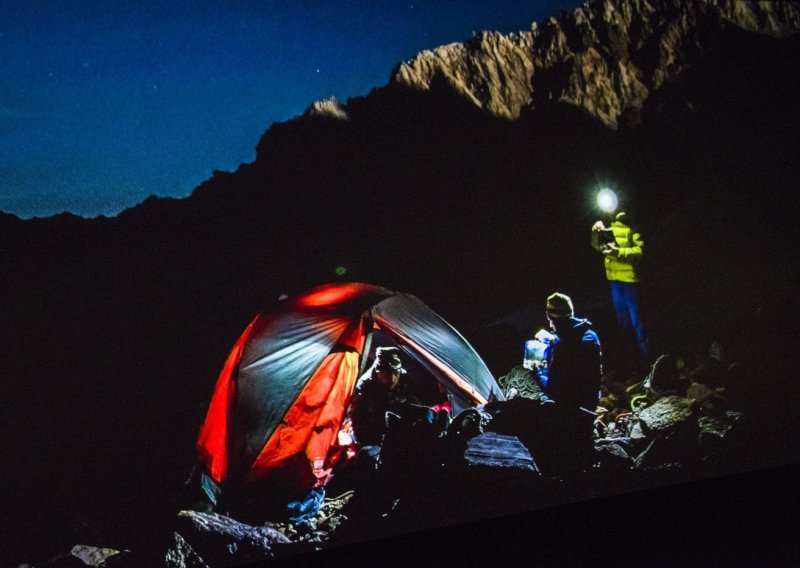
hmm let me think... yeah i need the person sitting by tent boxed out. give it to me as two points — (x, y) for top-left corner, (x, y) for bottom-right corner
(344, 346), (449, 517)
(349, 346), (430, 449)
(541, 292), (603, 474)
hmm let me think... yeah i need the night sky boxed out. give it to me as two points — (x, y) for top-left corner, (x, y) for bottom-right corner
(1, 1), (581, 219)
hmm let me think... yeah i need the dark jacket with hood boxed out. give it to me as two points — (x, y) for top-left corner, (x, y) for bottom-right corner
(545, 317), (602, 416)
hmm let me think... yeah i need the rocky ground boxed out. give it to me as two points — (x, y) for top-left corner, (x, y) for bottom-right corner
(20, 331), (799, 568)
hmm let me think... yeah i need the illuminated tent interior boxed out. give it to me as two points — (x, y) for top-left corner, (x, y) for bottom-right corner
(196, 282), (504, 498)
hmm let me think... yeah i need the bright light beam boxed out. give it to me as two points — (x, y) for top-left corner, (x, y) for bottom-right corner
(597, 188), (618, 213)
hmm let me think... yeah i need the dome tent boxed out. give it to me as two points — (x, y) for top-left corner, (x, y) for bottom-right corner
(196, 282), (504, 498)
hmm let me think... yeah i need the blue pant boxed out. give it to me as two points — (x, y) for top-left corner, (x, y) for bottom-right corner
(610, 280), (650, 360)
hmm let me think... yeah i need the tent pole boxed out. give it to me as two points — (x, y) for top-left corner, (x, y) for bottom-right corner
(358, 313), (374, 377)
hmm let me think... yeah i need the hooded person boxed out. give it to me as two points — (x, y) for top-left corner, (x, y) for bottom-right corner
(542, 293), (603, 473)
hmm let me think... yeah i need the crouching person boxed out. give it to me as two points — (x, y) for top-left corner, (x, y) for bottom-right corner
(349, 347), (425, 448)
(346, 347), (444, 515)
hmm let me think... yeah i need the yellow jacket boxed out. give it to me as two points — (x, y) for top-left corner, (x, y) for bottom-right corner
(591, 213), (643, 283)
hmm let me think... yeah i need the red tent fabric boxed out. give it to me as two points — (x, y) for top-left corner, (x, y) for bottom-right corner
(196, 282), (503, 493)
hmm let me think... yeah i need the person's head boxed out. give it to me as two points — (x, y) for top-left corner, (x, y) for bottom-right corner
(374, 346), (405, 390)
(546, 292), (574, 330)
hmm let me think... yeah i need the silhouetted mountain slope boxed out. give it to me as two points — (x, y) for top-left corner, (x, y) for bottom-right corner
(1, 0), (800, 563)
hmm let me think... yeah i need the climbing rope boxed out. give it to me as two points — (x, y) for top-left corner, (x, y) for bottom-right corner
(498, 366), (543, 400)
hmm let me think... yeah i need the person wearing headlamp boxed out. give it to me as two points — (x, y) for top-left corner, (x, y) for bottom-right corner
(591, 189), (650, 364)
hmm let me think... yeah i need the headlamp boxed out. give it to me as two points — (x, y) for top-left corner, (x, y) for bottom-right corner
(597, 188), (618, 213)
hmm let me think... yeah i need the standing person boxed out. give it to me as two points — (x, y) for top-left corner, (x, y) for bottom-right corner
(591, 207), (650, 365)
(542, 292), (603, 474)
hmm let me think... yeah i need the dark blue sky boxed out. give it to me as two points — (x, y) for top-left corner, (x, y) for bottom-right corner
(1, 0), (581, 218)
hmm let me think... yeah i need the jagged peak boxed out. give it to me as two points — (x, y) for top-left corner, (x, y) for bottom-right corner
(391, 0), (800, 128)
(394, 33), (535, 119)
(303, 97), (350, 121)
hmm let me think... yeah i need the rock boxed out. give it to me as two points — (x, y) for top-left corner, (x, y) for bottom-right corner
(633, 396), (704, 469)
(303, 97), (350, 121)
(70, 545), (121, 566)
(170, 511), (291, 567)
(629, 419), (646, 440)
(164, 533), (209, 568)
(633, 438), (659, 469)
(645, 354), (685, 397)
(595, 439), (634, 470)
(638, 395), (697, 432)
(686, 381), (726, 412)
(464, 431), (539, 472)
(394, 31), (535, 120)
(698, 410), (744, 459)
(698, 414), (734, 439)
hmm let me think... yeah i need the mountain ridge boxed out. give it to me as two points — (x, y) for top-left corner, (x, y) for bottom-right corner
(1, 0), (798, 223)
(391, 0), (800, 127)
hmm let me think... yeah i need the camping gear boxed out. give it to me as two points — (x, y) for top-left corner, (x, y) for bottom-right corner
(523, 328), (555, 388)
(287, 487), (326, 524)
(522, 328), (555, 372)
(196, 282), (503, 498)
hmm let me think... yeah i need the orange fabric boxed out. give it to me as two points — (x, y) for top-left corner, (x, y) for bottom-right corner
(338, 314), (366, 351)
(297, 282), (364, 308)
(246, 350), (360, 483)
(197, 317), (258, 483)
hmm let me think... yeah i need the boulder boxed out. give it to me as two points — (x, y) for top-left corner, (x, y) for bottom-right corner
(164, 533), (208, 568)
(632, 396), (703, 469)
(168, 511), (291, 568)
(638, 396), (697, 433)
(463, 432), (538, 472)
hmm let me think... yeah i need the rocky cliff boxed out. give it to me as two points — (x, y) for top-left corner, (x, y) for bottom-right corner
(393, 0), (800, 127)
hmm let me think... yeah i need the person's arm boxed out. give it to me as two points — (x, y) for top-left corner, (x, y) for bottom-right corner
(616, 229), (643, 262)
(591, 220), (605, 252)
(349, 383), (381, 446)
(579, 330), (604, 409)
(386, 379), (424, 414)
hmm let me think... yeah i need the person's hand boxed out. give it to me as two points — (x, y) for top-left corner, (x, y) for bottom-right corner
(311, 459), (333, 487)
(603, 244), (620, 257)
(592, 220), (606, 232)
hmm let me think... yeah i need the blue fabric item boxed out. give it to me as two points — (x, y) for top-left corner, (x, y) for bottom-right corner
(287, 487), (325, 524)
(199, 471), (220, 506)
(609, 280), (649, 359)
